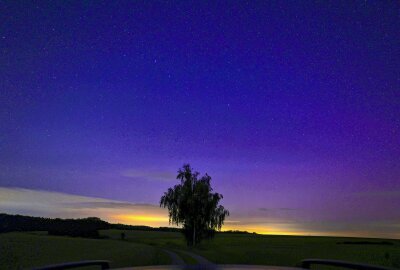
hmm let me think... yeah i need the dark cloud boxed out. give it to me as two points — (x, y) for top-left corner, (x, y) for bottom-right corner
(121, 169), (176, 182)
(63, 201), (158, 209)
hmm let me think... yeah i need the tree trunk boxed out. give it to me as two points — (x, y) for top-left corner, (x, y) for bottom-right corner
(193, 223), (196, 246)
(192, 179), (196, 246)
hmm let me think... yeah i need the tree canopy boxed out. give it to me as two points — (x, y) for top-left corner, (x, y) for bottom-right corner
(160, 164), (229, 246)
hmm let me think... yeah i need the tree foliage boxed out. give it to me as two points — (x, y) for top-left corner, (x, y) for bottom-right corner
(160, 164), (229, 246)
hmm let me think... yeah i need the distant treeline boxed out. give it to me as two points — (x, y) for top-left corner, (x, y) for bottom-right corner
(0, 214), (110, 238)
(0, 213), (250, 238)
(222, 230), (253, 234)
(0, 213), (182, 237)
(112, 223), (182, 232)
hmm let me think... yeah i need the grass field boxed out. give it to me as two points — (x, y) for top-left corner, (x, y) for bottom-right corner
(0, 232), (169, 269)
(101, 230), (400, 268)
(1, 230), (400, 269)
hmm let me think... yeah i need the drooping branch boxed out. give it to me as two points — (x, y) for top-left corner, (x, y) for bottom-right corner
(160, 164), (229, 245)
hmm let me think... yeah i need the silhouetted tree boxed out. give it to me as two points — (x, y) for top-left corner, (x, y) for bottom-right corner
(160, 164), (229, 246)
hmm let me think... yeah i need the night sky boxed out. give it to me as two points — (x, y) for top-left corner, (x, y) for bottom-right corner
(1, 1), (399, 238)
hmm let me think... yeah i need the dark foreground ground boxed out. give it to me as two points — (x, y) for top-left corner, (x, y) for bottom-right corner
(0, 230), (399, 269)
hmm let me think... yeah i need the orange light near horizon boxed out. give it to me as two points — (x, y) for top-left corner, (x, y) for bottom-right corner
(221, 224), (388, 238)
(108, 215), (398, 239)
(222, 224), (305, 236)
(112, 214), (170, 225)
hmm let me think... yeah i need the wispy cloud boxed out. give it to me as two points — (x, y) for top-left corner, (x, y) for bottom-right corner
(120, 169), (176, 182)
(62, 201), (158, 209)
(0, 187), (399, 239)
(0, 187), (169, 226)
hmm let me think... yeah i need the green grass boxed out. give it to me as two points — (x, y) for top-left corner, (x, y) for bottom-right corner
(101, 230), (400, 268)
(0, 232), (170, 270)
(194, 234), (400, 268)
(2, 230), (399, 269)
(101, 229), (187, 248)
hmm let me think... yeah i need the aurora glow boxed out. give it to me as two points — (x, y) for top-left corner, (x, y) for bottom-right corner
(1, 1), (399, 239)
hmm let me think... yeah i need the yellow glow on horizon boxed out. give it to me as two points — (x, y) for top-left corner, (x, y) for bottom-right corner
(113, 214), (169, 224)
(1, 187), (398, 239)
(221, 224), (391, 238)
(108, 216), (377, 238)
(222, 224), (307, 236)
(221, 223), (353, 237)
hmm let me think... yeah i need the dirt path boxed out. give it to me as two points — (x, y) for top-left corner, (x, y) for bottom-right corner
(163, 248), (214, 266)
(162, 249), (185, 265)
(177, 250), (214, 265)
